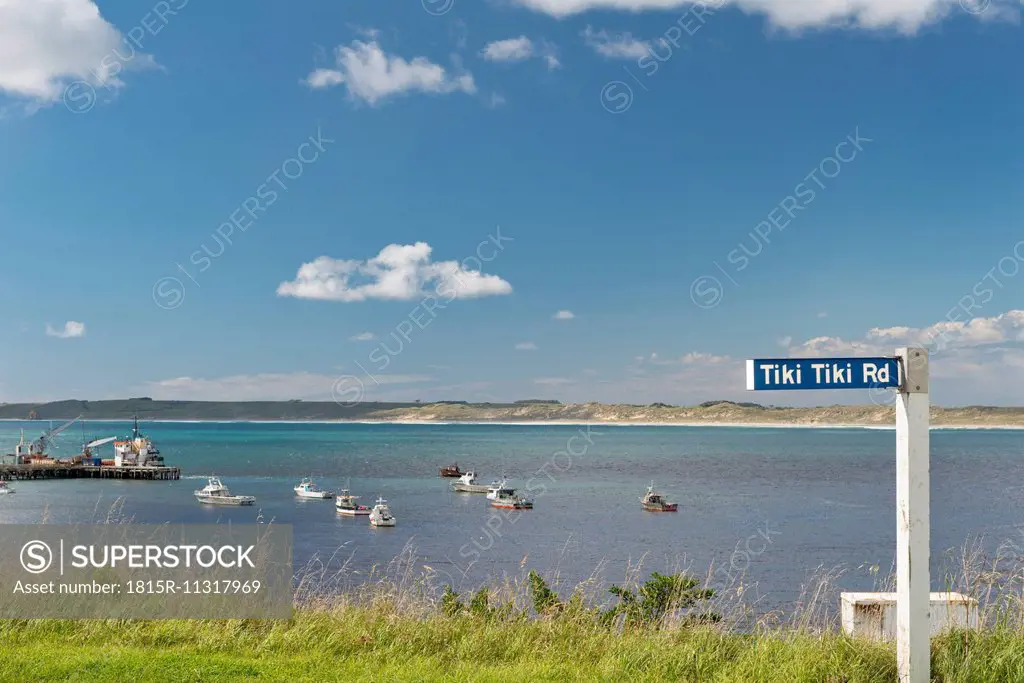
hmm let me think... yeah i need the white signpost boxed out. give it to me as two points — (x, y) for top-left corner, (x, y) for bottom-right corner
(746, 348), (929, 683)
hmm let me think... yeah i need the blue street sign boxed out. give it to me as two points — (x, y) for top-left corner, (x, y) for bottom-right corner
(745, 357), (900, 391)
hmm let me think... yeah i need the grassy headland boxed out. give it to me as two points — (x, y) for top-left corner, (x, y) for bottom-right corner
(2, 540), (1023, 681)
(0, 600), (1020, 681)
(3, 398), (1024, 427)
(0, 613), (904, 682)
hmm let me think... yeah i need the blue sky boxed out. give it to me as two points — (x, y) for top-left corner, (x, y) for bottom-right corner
(0, 0), (1021, 406)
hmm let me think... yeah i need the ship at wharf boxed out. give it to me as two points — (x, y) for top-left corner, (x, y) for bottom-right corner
(1, 415), (180, 482)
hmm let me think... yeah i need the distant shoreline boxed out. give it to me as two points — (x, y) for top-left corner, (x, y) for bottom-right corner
(3, 398), (1024, 428)
(1, 418), (1023, 430)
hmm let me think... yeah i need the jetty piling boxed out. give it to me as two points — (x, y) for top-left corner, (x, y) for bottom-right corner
(0, 464), (180, 481)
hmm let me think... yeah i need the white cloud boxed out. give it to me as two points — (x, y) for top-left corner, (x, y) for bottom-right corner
(534, 377), (574, 386)
(638, 350), (733, 367)
(867, 310), (1024, 349)
(304, 37), (475, 105)
(817, 311), (829, 318)
(582, 26), (652, 59)
(782, 311), (1024, 359)
(482, 36), (535, 62)
(0, 0), (156, 107)
(553, 310), (575, 320)
(786, 335), (885, 357)
(541, 46), (562, 70)
(305, 69), (344, 89)
(774, 309), (1024, 404)
(420, 381), (496, 400)
(595, 355), (750, 405)
(679, 352), (730, 365)
(277, 242), (513, 302)
(515, 341), (538, 350)
(350, 332), (375, 341)
(144, 372), (431, 401)
(510, 0), (1019, 33)
(46, 321), (85, 339)
(777, 336), (793, 347)
(433, 309), (1024, 406)
(481, 36), (561, 69)
(488, 92), (507, 108)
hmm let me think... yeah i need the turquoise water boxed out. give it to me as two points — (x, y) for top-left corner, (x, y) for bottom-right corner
(2, 420), (1022, 607)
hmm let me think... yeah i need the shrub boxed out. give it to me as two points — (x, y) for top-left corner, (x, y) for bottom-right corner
(604, 572), (718, 628)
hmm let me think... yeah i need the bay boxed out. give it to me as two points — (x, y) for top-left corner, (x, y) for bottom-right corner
(2, 420), (1021, 610)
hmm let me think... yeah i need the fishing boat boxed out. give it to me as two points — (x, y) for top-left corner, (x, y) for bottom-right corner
(369, 496), (396, 527)
(439, 462), (464, 478)
(335, 489), (371, 516)
(194, 476), (255, 506)
(640, 483), (678, 512)
(451, 471), (499, 494)
(0, 481), (13, 495)
(294, 478), (334, 499)
(490, 487), (533, 510)
(486, 478), (508, 500)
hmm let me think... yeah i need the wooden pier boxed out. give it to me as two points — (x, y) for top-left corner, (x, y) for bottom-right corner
(0, 464), (180, 481)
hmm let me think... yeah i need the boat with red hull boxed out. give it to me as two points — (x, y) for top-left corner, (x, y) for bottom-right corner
(439, 463), (465, 478)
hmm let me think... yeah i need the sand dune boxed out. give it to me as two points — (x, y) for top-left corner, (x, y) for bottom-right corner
(4, 399), (1022, 427)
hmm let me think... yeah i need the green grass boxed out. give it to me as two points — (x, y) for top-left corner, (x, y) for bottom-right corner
(2, 535), (1022, 681)
(3, 609), (1023, 682)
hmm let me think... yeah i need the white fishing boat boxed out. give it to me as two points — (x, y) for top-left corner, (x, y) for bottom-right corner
(490, 487), (533, 510)
(451, 471), (498, 494)
(294, 478), (333, 500)
(194, 476), (255, 506)
(640, 482), (678, 512)
(335, 489), (371, 516)
(369, 496), (396, 527)
(0, 481), (13, 495)
(486, 478), (508, 500)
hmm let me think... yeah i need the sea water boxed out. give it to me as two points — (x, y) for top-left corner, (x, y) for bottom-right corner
(1, 420), (1022, 609)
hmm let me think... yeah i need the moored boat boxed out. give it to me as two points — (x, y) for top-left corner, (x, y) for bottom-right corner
(0, 481), (12, 495)
(294, 478), (334, 499)
(194, 476), (255, 506)
(490, 487), (533, 510)
(640, 482), (678, 512)
(336, 489), (371, 515)
(452, 471), (498, 493)
(114, 415), (163, 467)
(486, 478), (508, 500)
(369, 496), (396, 526)
(439, 462), (464, 478)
